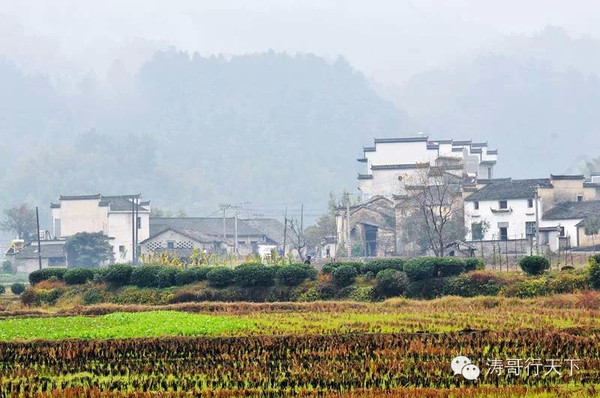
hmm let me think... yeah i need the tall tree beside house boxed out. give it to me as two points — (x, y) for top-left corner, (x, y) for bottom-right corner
(288, 219), (308, 261)
(399, 167), (465, 257)
(584, 216), (600, 253)
(0, 204), (37, 241)
(304, 193), (338, 251)
(64, 232), (113, 268)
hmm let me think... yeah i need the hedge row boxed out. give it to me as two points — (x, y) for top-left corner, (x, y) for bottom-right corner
(322, 257), (484, 281)
(29, 263), (317, 290)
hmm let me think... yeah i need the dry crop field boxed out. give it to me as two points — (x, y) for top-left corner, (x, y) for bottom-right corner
(1, 294), (600, 397)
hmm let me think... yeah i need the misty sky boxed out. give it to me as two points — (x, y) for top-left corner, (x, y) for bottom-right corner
(3, 0), (600, 84)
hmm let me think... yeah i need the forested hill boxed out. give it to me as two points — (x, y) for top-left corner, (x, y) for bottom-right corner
(0, 51), (411, 220)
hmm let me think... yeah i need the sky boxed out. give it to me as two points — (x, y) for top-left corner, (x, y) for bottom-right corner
(2, 0), (600, 85)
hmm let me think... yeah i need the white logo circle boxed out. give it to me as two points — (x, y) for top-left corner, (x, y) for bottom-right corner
(451, 356), (471, 375)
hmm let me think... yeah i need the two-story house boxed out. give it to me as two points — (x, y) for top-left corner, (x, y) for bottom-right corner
(51, 194), (150, 263)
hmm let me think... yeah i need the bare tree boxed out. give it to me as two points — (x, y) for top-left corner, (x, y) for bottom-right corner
(584, 216), (600, 254)
(288, 218), (308, 261)
(1, 204), (37, 241)
(400, 166), (464, 257)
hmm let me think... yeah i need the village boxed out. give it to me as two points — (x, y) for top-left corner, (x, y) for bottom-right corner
(4, 133), (600, 274)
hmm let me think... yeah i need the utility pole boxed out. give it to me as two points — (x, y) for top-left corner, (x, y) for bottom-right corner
(234, 210), (239, 257)
(220, 204), (229, 240)
(282, 205), (288, 257)
(134, 196), (139, 265)
(346, 200), (351, 257)
(35, 206), (42, 270)
(131, 196), (136, 265)
(535, 186), (541, 255)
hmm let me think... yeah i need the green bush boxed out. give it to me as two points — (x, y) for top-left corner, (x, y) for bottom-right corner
(445, 271), (505, 297)
(10, 283), (25, 295)
(277, 264), (316, 287)
(331, 265), (357, 287)
(589, 258), (600, 290)
(403, 258), (437, 281)
(519, 255), (550, 275)
(349, 285), (374, 302)
(91, 267), (109, 283)
(405, 277), (449, 299)
(82, 287), (105, 305)
(2, 260), (12, 274)
(28, 268), (67, 285)
(207, 267), (235, 288)
(546, 271), (588, 294)
(233, 263), (275, 288)
(175, 267), (210, 286)
(373, 269), (409, 299)
(436, 258), (466, 277)
(462, 258), (485, 272)
(362, 258), (405, 275)
(64, 268), (95, 285)
(157, 267), (180, 288)
(0, 285), (5, 294)
(131, 266), (163, 288)
(503, 278), (549, 298)
(103, 264), (133, 287)
(321, 262), (362, 274)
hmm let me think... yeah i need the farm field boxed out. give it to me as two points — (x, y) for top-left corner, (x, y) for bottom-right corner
(2, 294), (600, 397)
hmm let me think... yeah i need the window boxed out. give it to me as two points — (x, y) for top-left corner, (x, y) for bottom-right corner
(167, 241), (175, 249)
(525, 222), (536, 238)
(474, 201), (479, 210)
(137, 216), (142, 229)
(499, 200), (508, 209)
(471, 223), (484, 241)
(527, 198), (534, 208)
(499, 227), (508, 241)
(560, 227), (565, 237)
(487, 167), (492, 180)
(577, 195), (583, 202)
(119, 245), (126, 253)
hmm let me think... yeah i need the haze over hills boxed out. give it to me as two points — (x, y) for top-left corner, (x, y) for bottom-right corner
(0, 51), (410, 221)
(1, 27), (600, 226)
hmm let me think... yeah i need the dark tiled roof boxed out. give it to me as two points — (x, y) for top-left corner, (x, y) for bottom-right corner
(542, 201), (600, 221)
(141, 228), (233, 245)
(50, 203), (60, 209)
(371, 164), (419, 170)
(356, 158), (367, 162)
(363, 146), (376, 152)
(242, 218), (287, 245)
(452, 140), (472, 146)
(100, 196), (149, 212)
(550, 175), (585, 181)
(466, 179), (551, 202)
(14, 242), (66, 259)
(374, 137), (428, 144)
(358, 174), (373, 180)
(487, 149), (498, 155)
(60, 194), (102, 200)
(471, 142), (488, 147)
(149, 217), (265, 240)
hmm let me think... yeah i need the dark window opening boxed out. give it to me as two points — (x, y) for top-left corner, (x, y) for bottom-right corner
(167, 241), (175, 249)
(525, 222), (536, 238)
(527, 199), (533, 208)
(577, 196), (583, 202)
(364, 225), (378, 256)
(499, 200), (508, 209)
(471, 223), (484, 241)
(499, 227), (508, 241)
(137, 216), (142, 229)
(474, 201), (479, 210)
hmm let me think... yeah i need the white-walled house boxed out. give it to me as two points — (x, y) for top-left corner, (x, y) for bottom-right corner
(464, 175), (600, 252)
(357, 135), (498, 200)
(50, 194), (150, 263)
